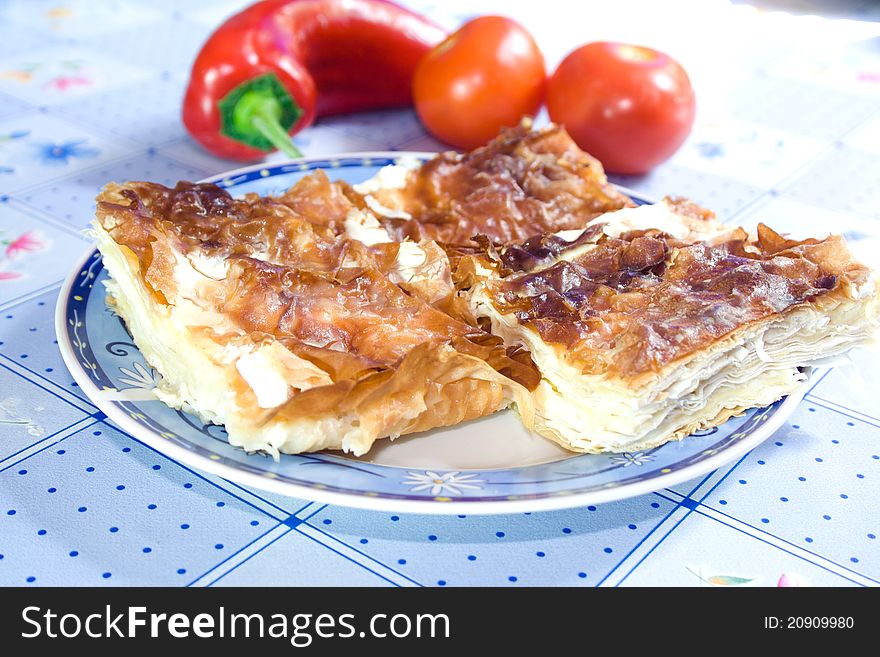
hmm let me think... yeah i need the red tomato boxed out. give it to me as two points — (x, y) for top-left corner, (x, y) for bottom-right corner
(547, 42), (696, 175)
(413, 16), (545, 150)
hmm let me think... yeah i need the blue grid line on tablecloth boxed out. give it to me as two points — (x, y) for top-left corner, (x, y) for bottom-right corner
(591, 470), (719, 585)
(0, 280), (65, 313)
(293, 524), (415, 587)
(4, 197), (93, 242)
(0, 385), (432, 587)
(603, 429), (880, 589)
(648, 492), (868, 586)
(296, 522), (424, 587)
(220, 479), (314, 519)
(610, 506), (696, 587)
(1, 415), (288, 525)
(300, 504), (330, 522)
(672, 496), (875, 586)
(109, 424), (289, 522)
(689, 398), (878, 501)
(593, 493), (684, 586)
(187, 523), (288, 587)
(805, 368), (834, 396)
(0, 354), (95, 414)
(1, 419), (97, 470)
(724, 107), (880, 223)
(684, 500), (877, 586)
(0, 415), (96, 469)
(694, 451), (759, 505)
(805, 397), (880, 429)
(0, 349), (94, 409)
(673, 412), (880, 582)
(197, 526), (295, 588)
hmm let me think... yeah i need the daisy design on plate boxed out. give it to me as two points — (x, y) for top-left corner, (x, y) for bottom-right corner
(99, 361), (160, 401)
(403, 471), (485, 496)
(609, 451), (653, 467)
(117, 362), (158, 390)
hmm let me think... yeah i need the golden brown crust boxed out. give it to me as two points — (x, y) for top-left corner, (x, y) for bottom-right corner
(270, 169), (360, 235)
(257, 340), (533, 442)
(481, 221), (871, 378)
(95, 179), (539, 454)
(368, 122), (633, 245)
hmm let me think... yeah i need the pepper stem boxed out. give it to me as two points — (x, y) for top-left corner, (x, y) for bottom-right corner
(217, 72), (304, 158)
(251, 108), (303, 159)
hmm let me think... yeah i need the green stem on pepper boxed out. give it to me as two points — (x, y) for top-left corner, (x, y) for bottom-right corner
(249, 106), (303, 159)
(218, 73), (304, 159)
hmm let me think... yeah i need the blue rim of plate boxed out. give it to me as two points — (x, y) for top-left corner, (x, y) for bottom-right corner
(55, 153), (808, 514)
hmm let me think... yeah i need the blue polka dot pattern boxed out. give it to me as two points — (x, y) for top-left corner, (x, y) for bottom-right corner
(699, 402), (880, 576)
(298, 496), (675, 586)
(0, 423), (278, 585)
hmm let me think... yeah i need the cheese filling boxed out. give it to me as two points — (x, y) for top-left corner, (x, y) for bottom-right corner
(472, 283), (877, 452)
(468, 201), (880, 453)
(95, 222), (378, 457)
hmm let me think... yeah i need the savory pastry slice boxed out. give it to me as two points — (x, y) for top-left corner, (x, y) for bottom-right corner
(469, 198), (880, 453)
(351, 120), (633, 246)
(94, 181), (537, 457)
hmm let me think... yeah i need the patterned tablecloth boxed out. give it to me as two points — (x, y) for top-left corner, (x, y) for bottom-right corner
(1, 0), (879, 587)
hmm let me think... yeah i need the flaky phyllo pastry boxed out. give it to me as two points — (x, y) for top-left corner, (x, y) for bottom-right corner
(467, 199), (880, 452)
(94, 181), (538, 457)
(94, 124), (879, 457)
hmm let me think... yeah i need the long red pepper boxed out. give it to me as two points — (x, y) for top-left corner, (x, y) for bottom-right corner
(182, 0), (446, 161)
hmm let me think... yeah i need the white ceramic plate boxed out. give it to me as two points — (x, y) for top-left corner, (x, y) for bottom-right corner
(56, 153), (808, 514)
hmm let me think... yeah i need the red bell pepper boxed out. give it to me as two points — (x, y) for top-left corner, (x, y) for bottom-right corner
(182, 0), (446, 161)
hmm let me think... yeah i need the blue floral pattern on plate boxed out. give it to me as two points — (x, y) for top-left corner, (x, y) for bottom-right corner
(55, 155), (807, 514)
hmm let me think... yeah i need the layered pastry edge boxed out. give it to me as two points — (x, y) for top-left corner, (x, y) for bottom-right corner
(468, 201), (880, 453)
(92, 182), (537, 459)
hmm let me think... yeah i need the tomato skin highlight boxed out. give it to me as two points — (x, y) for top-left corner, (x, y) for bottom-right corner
(413, 16), (546, 150)
(547, 42), (696, 175)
